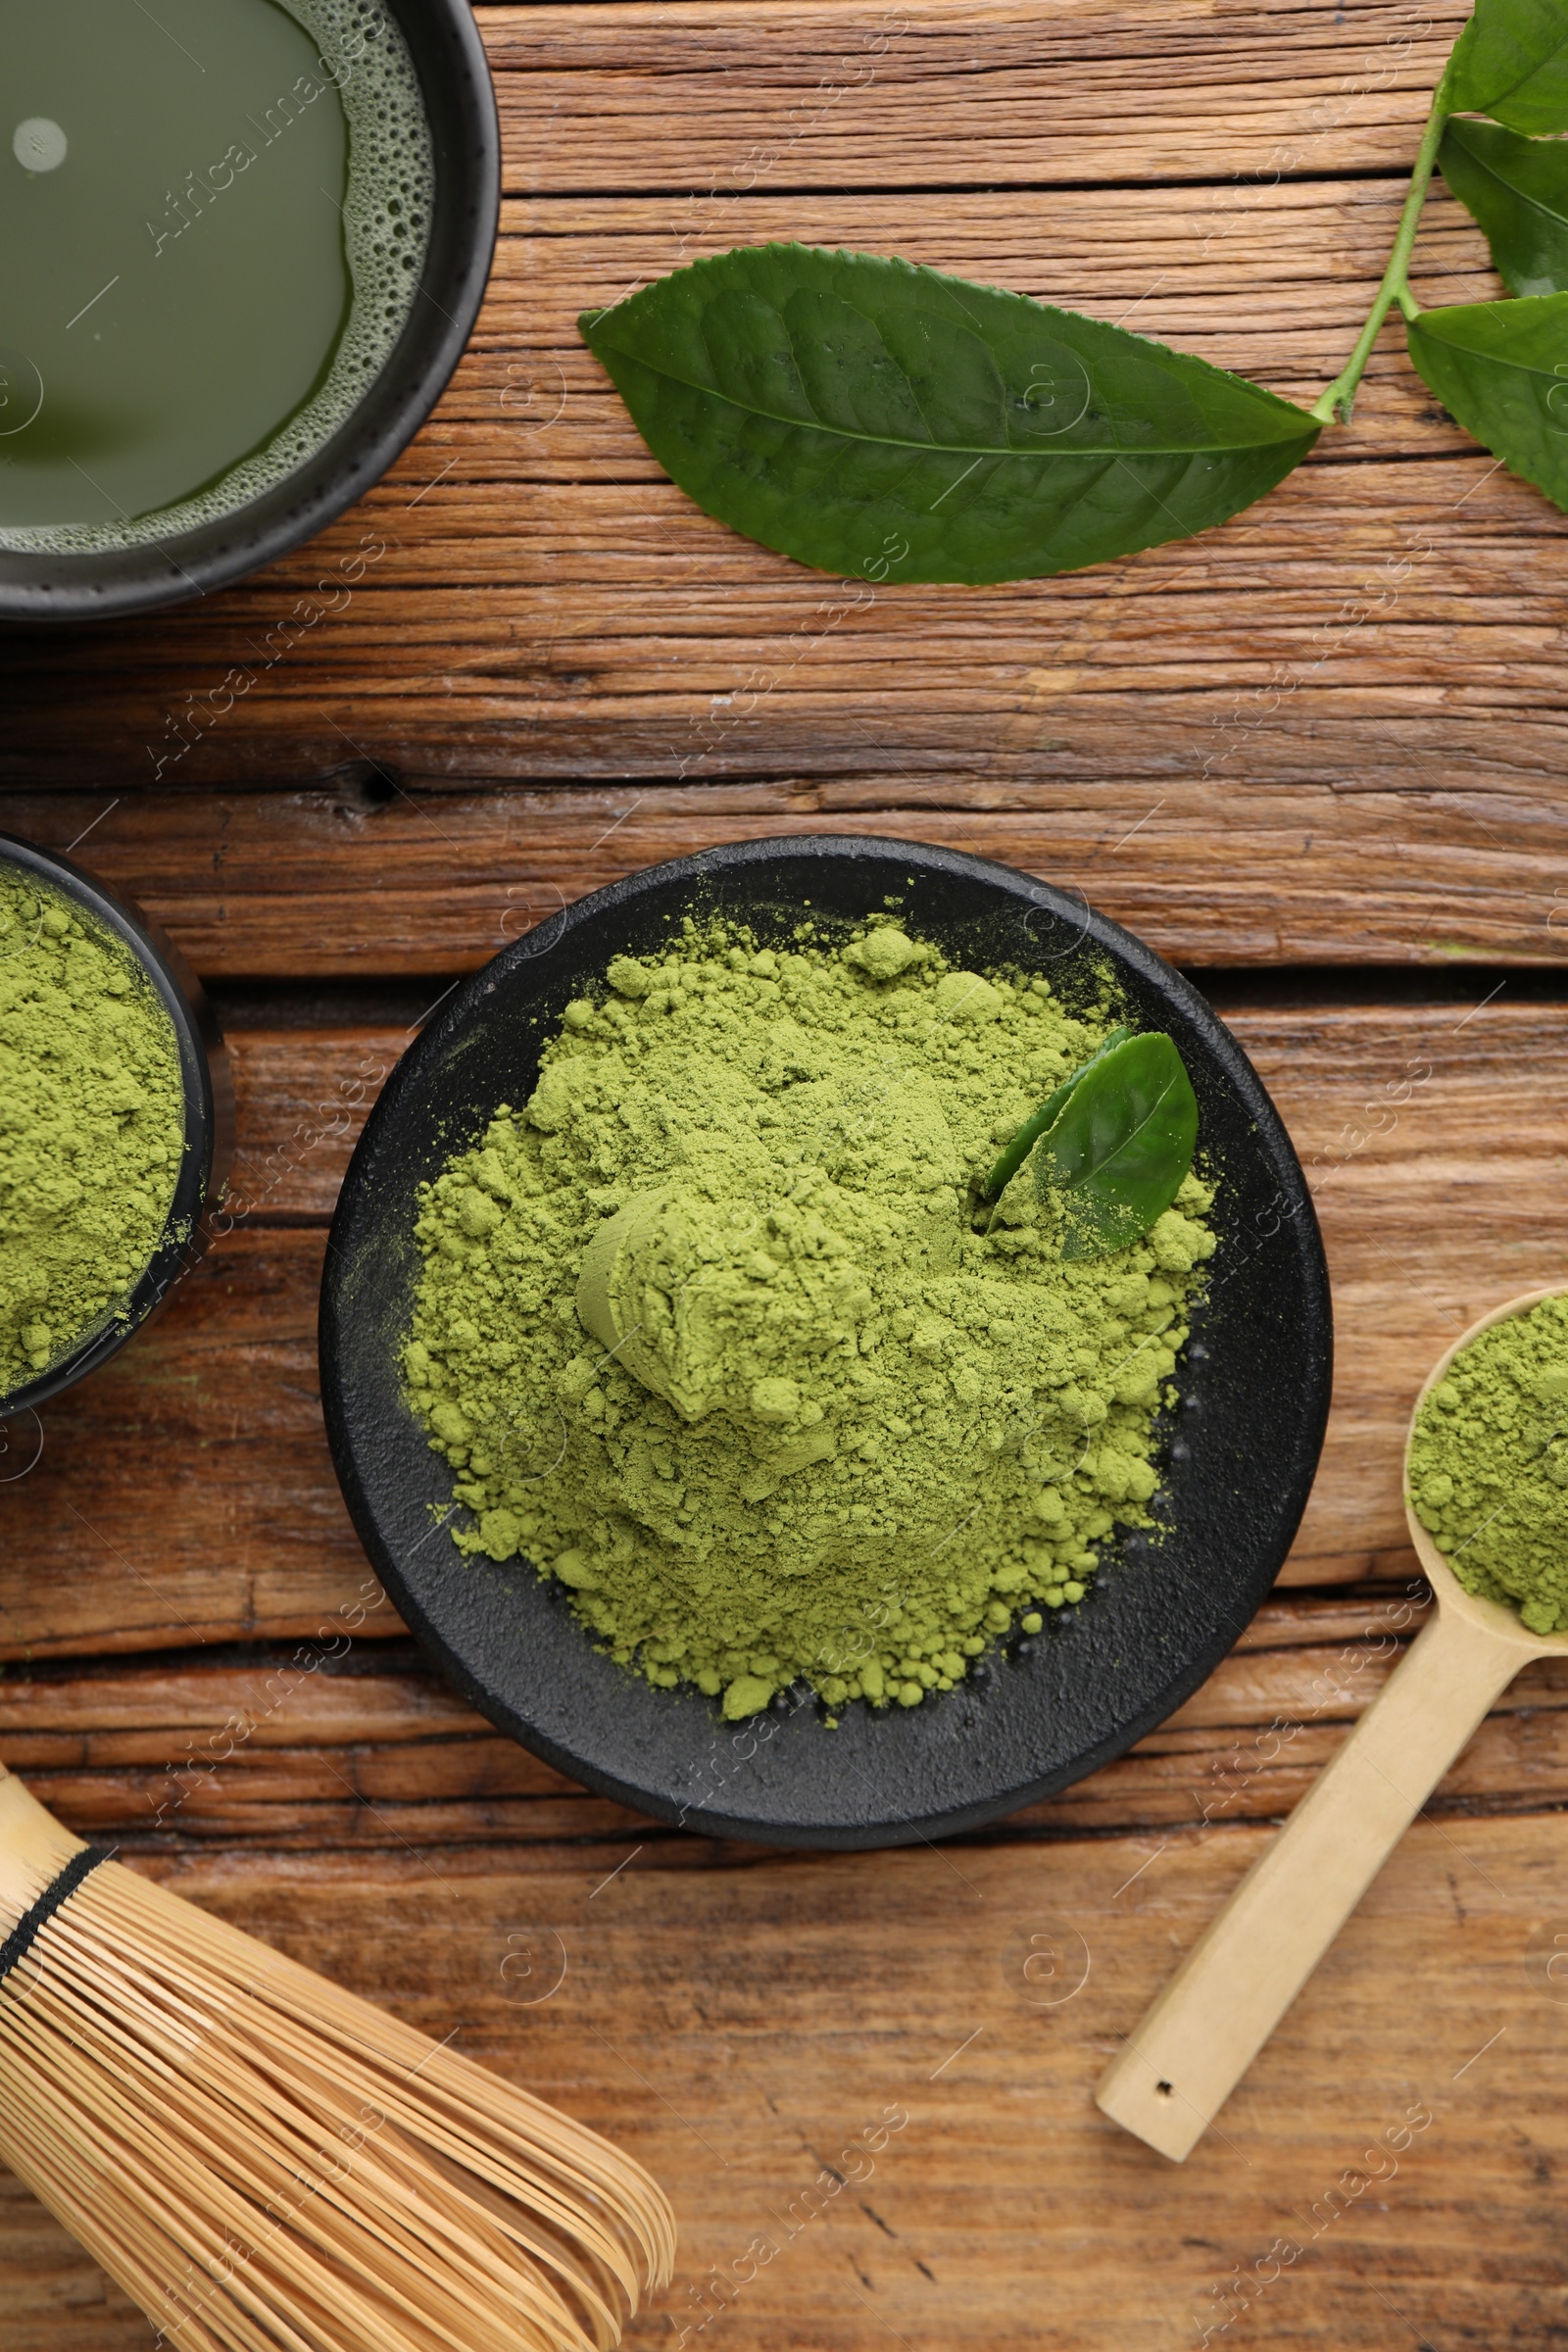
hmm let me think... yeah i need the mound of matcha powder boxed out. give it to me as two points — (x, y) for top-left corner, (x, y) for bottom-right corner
(404, 919), (1217, 1721)
(0, 866), (185, 1398)
(1408, 1295), (1568, 1635)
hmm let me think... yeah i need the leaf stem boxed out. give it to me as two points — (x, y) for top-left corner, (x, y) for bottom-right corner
(1309, 81), (1450, 425)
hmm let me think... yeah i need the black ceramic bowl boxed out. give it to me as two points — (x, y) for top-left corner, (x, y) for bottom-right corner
(321, 837), (1332, 1849)
(0, 834), (232, 1413)
(0, 0), (498, 624)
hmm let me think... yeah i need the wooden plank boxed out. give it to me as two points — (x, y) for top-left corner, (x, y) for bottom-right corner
(5, 5), (1568, 806)
(0, 1230), (371, 1657)
(0, 1816), (1560, 2348)
(14, 1608), (1568, 1852)
(4, 779), (1567, 974)
(11, 339), (1562, 801)
(483, 0), (1467, 192)
(0, 1), (1560, 2328)
(4, 1000), (1560, 1657)
(1235, 999), (1568, 1584)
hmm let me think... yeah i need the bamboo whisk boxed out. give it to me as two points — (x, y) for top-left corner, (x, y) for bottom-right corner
(0, 1766), (674, 2351)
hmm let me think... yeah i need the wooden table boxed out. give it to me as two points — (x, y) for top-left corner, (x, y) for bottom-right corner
(4, 0), (1568, 2341)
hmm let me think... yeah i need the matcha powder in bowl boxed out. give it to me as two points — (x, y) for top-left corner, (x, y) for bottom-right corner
(401, 918), (1217, 1723)
(1407, 1293), (1568, 1636)
(0, 862), (186, 1399)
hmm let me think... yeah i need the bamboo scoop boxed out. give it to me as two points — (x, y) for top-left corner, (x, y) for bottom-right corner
(1097, 1284), (1568, 2162)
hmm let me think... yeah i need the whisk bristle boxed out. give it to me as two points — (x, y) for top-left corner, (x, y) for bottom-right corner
(0, 1773), (674, 2352)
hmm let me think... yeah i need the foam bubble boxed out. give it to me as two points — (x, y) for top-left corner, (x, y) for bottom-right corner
(1, 0), (434, 558)
(13, 119), (68, 173)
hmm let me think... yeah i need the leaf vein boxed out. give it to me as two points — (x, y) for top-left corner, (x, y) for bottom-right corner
(591, 350), (1308, 461)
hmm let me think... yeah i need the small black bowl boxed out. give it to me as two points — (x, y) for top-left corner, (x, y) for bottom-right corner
(0, 834), (232, 1411)
(320, 836), (1332, 1849)
(0, 0), (499, 624)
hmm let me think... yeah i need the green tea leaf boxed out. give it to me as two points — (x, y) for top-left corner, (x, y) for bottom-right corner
(1447, 0), (1568, 133)
(1440, 118), (1568, 292)
(579, 245), (1320, 585)
(1407, 293), (1568, 508)
(1033, 1033), (1199, 1260)
(982, 1027), (1131, 1201)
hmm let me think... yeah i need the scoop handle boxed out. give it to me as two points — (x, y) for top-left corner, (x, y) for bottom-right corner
(1095, 1602), (1524, 2160)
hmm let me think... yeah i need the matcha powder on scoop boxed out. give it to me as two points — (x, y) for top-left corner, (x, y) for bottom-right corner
(0, 866), (185, 1397)
(1408, 1295), (1568, 1636)
(403, 920), (1217, 1722)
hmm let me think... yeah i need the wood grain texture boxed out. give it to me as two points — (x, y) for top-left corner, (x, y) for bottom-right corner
(6, 1), (1568, 833)
(16, 1606), (1568, 1854)
(4, 778), (1567, 974)
(1, 1230), (369, 1657)
(484, 0), (1468, 192)
(0, 1818), (1562, 2350)
(4, 0), (1567, 2331)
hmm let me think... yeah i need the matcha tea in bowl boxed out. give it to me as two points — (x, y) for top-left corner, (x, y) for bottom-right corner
(1099, 1284), (1568, 2163)
(321, 836), (1333, 1849)
(0, 0), (498, 621)
(0, 835), (231, 1414)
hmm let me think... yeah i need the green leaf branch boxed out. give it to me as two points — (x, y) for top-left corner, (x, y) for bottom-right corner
(1309, 76), (1455, 426)
(580, 0), (1568, 584)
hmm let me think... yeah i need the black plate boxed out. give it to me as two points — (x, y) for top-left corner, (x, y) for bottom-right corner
(320, 836), (1331, 1849)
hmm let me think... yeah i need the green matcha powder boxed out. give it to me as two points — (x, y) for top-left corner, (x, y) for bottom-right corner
(1408, 1295), (1568, 1635)
(0, 867), (185, 1397)
(404, 920), (1216, 1721)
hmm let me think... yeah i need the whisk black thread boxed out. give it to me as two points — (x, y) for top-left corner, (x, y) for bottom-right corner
(0, 1848), (110, 1987)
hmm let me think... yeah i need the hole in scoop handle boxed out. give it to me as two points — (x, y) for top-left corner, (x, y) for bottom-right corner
(1095, 1605), (1524, 2161)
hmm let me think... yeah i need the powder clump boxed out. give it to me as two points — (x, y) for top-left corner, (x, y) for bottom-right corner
(404, 920), (1217, 1717)
(1407, 1295), (1568, 1634)
(0, 867), (185, 1397)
